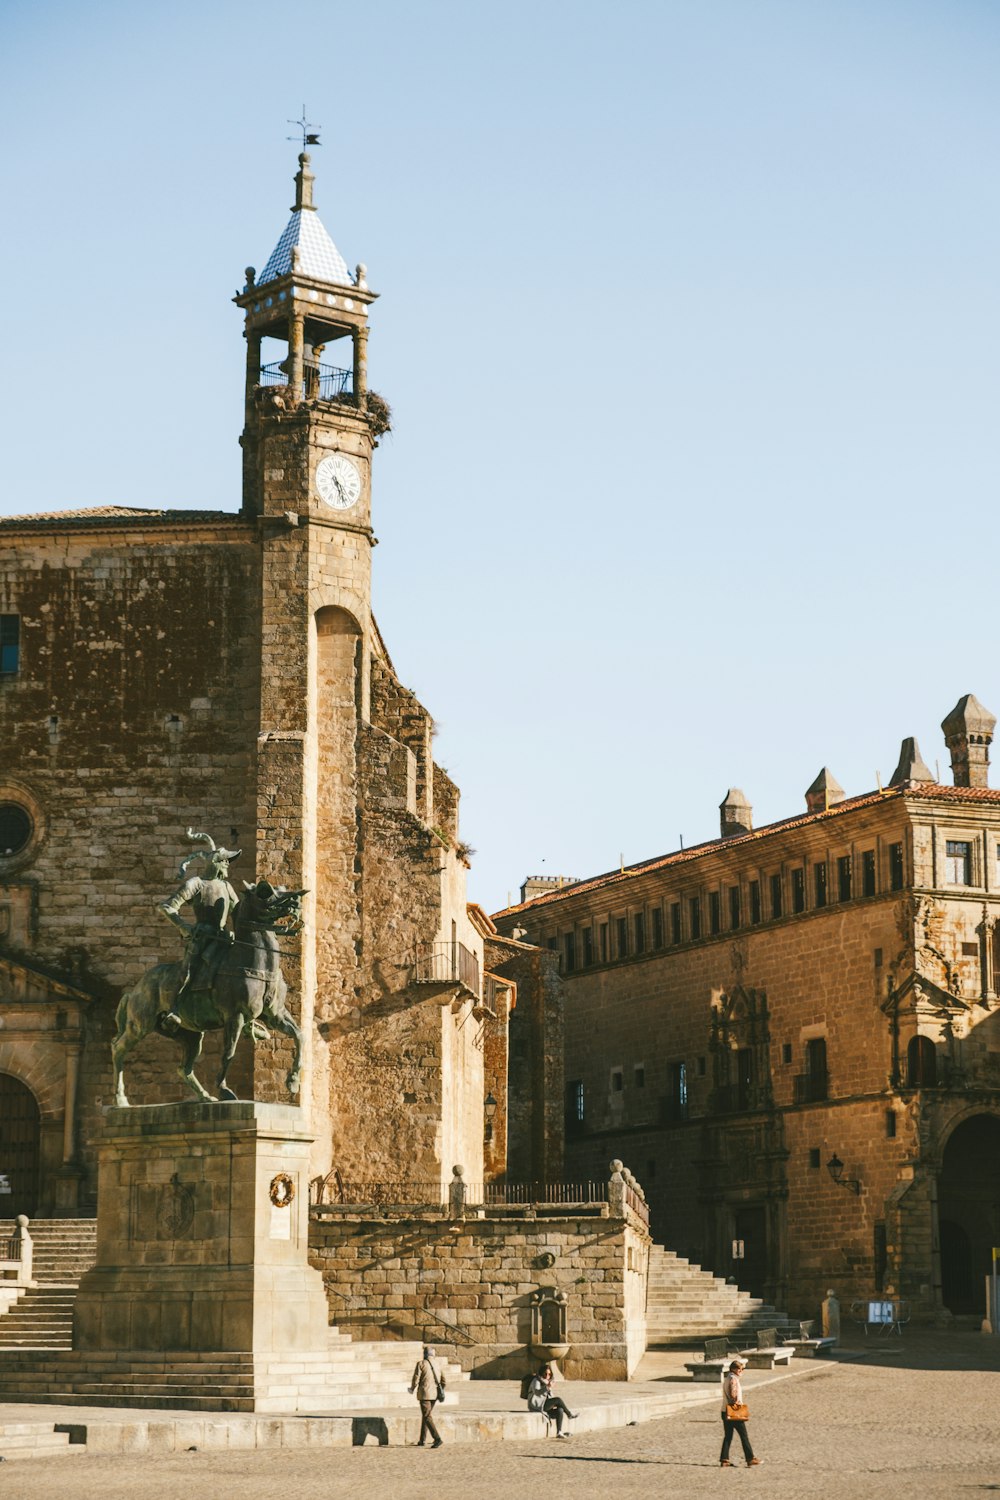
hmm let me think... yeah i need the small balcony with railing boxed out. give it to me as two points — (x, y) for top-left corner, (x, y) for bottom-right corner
(794, 1068), (829, 1104)
(260, 359), (353, 404)
(411, 940), (481, 1006)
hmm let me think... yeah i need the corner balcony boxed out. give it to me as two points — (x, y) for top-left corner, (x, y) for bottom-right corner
(411, 941), (480, 1006)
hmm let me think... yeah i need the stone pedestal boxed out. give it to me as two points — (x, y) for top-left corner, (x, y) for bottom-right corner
(74, 1101), (329, 1357)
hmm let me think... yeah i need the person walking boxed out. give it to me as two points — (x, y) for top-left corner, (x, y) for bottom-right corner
(720, 1357), (761, 1468)
(528, 1361), (578, 1438)
(409, 1345), (446, 1447)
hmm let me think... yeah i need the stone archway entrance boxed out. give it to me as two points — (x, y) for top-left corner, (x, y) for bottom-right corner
(938, 1114), (1000, 1315)
(0, 1073), (40, 1216)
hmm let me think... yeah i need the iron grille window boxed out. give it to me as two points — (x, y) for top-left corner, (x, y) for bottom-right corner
(670, 903), (681, 943)
(946, 840), (972, 886)
(889, 842), (905, 891)
(634, 912), (646, 954)
(814, 862), (828, 907)
(728, 885), (741, 930)
(565, 1079), (585, 1134)
(837, 855), (852, 902)
(669, 1060), (688, 1121)
(689, 896), (702, 940)
(652, 908), (664, 949)
(750, 880), (762, 924)
(0, 616), (18, 677)
(791, 868), (805, 914)
(709, 891), (721, 935)
(862, 849), (877, 897)
(769, 873), (783, 920)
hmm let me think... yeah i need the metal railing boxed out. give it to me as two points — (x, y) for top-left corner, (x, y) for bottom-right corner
(260, 361), (353, 401)
(311, 1176), (446, 1208)
(310, 1175), (609, 1211)
(413, 941), (480, 998)
(794, 1070), (828, 1104)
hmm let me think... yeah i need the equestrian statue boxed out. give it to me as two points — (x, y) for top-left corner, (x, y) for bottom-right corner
(112, 829), (306, 1106)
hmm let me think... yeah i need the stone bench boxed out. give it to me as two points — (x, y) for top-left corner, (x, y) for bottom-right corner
(777, 1320), (836, 1358)
(743, 1327), (794, 1370)
(684, 1336), (739, 1382)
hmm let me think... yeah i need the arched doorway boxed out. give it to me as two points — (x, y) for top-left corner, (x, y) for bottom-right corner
(0, 1074), (40, 1216)
(938, 1114), (1000, 1315)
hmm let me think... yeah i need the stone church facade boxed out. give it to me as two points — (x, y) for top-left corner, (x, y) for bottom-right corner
(495, 698), (1000, 1322)
(0, 152), (505, 1216)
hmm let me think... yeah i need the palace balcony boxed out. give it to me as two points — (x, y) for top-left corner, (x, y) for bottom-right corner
(411, 940), (481, 1005)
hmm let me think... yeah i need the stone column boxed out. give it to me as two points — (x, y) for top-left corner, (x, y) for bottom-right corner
(244, 328), (262, 421)
(288, 311), (305, 404)
(353, 325), (368, 397)
(62, 1044), (81, 1164)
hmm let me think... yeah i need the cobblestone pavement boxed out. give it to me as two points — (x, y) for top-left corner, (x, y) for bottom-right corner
(8, 1332), (1000, 1499)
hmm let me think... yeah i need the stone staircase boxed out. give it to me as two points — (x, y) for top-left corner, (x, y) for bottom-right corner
(645, 1244), (789, 1345)
(0, 1220), (96, 1349)
(0, 1217), (468, 1410)
(0, 1420), (84, 1459)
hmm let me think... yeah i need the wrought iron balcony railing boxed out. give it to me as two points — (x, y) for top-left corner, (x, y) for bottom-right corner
(412, 940), (480, 999)
(794, 1070), (829, 1104)
(260, 360), (353, 401)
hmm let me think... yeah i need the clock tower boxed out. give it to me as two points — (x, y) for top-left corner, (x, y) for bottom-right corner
(234, 154), (387, 1139)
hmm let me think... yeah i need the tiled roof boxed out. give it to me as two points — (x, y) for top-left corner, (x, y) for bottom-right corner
(492, 781), (1000, 919)
(0, 506), (245, 528)
(259, 209), (352, 287)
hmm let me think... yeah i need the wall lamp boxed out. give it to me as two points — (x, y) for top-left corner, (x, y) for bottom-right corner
(484, 1091), (498, 1143)
(827, 1153), (861, 1196)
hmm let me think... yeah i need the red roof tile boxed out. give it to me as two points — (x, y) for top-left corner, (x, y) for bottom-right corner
(492, 781), (1000, 919)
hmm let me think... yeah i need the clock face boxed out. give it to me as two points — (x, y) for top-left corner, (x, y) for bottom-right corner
(316, 453), (363, 511)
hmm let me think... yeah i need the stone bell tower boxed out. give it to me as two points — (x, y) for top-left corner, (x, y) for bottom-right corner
(233, 155), (385, 1144)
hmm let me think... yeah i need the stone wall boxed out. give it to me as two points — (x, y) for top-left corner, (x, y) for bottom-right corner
(496, 785), (1000, 1321)
(308, 1200), (650, 1379)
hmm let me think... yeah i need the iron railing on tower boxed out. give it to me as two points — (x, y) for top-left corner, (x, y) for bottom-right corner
(260, 360), (352, 402)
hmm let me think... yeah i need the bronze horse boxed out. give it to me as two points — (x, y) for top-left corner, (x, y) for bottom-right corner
(112, 880), (305, 1106)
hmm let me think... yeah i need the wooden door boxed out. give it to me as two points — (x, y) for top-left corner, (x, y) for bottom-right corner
(0, 1074), (40, 1216)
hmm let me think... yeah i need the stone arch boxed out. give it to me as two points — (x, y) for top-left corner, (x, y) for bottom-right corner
(937, 1112), (1000, 1315)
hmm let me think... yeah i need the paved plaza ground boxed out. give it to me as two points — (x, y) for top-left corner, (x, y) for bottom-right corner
(5, 1330), (1000, 1498)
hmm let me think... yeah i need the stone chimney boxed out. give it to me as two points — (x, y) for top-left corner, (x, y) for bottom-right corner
(889, 737), (934, 787)
(942, 694), (996, 788)
(805, 768), (844, 815)
(719, 789), (752, 839)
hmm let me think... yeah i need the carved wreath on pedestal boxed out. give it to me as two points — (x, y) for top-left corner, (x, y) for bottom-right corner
(269, 1172), (295, 1208)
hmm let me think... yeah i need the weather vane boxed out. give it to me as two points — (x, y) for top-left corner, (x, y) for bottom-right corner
(287, 106), (321, 150)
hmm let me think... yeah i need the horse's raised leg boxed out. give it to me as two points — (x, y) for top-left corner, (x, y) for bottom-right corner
(111, 987), (149, 1107)
(265, 1004), (303, 1097)
(178, 1029), (215, 1102)
(216, 1014), (245, 1103)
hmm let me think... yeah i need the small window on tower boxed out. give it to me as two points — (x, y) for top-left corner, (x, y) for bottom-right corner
(750, 880), (762, 924)
(889, 842), (905, 890)
(634, 912), (646, 954)
(689, 897), (702, 939)
(670, 903), (681, 944)
(616, 916), (628, 958)
(709, 891), (721, 935)
(652, 908), (664, 949)
(582, 928), (594, 966)
(0, 616), (19, 677)
(862, 849), (877, 897)
(728, 885), (741, 930)
(814, 861), (828, 907)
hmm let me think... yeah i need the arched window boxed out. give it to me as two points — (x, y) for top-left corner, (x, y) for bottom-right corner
(906, 1034), (937, 1088)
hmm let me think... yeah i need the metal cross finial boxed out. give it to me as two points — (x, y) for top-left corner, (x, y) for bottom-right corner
(287, 106), (321, 150)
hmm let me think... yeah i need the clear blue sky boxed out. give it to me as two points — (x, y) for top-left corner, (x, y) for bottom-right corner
(2, 0), (998, 912)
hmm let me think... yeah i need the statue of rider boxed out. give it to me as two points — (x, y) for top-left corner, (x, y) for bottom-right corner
(158, 829), (241, 1035)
